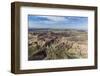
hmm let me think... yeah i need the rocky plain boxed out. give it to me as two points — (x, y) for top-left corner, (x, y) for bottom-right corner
(28, 28), (88, 60)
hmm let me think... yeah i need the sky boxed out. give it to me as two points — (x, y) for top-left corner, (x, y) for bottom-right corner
(28, 15), (88, 30)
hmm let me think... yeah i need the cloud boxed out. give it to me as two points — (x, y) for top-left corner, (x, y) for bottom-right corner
(37, 16), (67, 22)
(28, 15), (88, 30)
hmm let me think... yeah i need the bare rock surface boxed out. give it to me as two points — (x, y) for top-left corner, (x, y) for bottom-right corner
(28, 30), (88, 60)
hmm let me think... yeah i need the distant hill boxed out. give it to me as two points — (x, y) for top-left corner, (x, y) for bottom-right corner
(28, 28), (87, 32)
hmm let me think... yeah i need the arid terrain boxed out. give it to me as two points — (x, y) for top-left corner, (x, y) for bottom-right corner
(28, 28), (88, 60)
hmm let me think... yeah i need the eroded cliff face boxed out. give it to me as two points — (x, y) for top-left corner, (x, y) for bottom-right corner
(28, 30), (88, 60)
